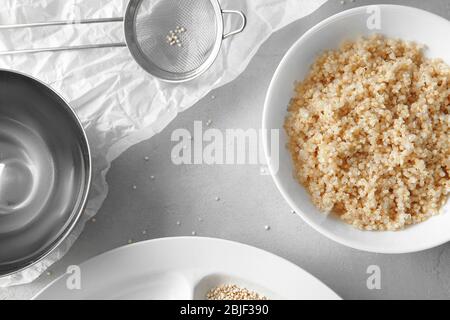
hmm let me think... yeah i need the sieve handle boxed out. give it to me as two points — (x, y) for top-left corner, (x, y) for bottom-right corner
(222, 10), (247, 39)
(0, 17), (124, 29)
(0, 17), (126, 56)
(0, 43), (127, 56)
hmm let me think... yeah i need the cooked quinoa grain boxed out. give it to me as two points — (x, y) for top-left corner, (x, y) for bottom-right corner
(284, 35), (450, 231)
(206, 285), (267, 300)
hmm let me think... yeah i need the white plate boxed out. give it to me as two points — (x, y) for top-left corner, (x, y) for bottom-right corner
(263, 5), (450, 254)
(33, 237), (340, 300)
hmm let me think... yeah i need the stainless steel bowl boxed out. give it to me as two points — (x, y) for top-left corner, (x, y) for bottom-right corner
(0, 70), (91, 277)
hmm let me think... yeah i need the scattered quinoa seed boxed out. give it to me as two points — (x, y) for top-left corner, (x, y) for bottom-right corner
(166, 26), (186, 46)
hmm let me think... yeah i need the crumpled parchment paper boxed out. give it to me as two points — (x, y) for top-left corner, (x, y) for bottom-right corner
(0, 0), (326, 287)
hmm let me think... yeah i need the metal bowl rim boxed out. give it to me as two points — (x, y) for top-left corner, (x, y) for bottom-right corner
(0, 68), (92, 278)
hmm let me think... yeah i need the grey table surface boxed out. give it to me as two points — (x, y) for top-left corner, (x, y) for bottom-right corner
(2, 0), (450, 300)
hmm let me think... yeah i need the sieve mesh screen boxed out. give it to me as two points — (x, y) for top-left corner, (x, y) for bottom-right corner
(135, 0), (218, 74)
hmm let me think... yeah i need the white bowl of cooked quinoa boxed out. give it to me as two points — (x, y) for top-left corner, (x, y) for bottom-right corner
(263, 5), (449, 253)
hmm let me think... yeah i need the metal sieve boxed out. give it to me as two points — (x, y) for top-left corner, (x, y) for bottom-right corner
(0, 0), (246, 82)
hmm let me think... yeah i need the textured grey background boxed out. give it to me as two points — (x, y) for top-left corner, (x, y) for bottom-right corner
(2, 0), (450, 300)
